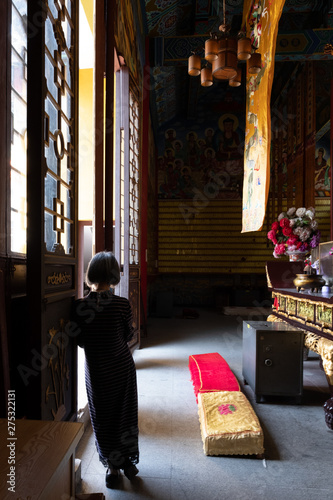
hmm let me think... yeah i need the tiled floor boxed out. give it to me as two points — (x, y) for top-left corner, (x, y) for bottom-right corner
(75, 308), (333, 499)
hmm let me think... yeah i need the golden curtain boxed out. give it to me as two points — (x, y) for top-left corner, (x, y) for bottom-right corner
(242, 0), (285, 232)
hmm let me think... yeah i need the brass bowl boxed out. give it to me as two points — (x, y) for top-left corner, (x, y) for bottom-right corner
(293, 274), (326, 293)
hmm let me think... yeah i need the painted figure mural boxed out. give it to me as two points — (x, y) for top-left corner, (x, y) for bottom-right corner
(315, 146), (331, 197)
(157, 114), (244, 200)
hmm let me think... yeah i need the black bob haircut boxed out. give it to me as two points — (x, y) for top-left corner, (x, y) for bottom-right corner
(85, 251), (120, 287)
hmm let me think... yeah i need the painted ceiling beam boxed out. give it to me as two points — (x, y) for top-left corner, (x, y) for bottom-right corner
(219, 0), (329, 15)
(154, 29), (333, 65)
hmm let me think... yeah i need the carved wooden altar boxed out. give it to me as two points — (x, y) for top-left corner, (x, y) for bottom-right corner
(266, 261), (333, 398)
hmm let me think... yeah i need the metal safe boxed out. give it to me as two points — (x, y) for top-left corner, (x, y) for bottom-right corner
(242, 321), (304, 403)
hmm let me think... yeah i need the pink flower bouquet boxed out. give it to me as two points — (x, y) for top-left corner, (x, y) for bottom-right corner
(267, 207), (321, 258)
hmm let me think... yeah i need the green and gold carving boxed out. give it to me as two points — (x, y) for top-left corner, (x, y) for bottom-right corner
(298, 300), (315, 323)
(279, 296), (286, 311)
(317, 304), (333, 328)
(286, 297), (296, 316)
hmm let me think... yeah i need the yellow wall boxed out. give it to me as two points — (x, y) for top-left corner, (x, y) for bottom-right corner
(158, 198), (331, 274)
(81, 0), (94, 33)
(78, 68), (93, 221)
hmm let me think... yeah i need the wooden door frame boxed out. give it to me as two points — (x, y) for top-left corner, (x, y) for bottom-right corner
(26, 0), (79, 420)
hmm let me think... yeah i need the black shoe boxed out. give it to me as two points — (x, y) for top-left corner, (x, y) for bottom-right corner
(105, 468), (120, 488)
(123, 464), (139, 480)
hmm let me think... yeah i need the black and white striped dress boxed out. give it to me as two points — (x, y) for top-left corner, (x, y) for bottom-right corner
(73, 290), (139, 469)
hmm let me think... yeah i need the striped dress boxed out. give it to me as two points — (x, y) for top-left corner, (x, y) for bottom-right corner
(73, 290), (139, 469)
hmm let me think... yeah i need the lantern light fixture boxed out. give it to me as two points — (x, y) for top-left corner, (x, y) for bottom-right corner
(188, 52), (201, 76)
(188, 0), (261, 87)
(201, 66), (213, 87)
(229, 67), (242, 87)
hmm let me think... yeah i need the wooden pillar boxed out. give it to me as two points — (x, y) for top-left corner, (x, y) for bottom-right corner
(303, 62), (316, 208)
(140, 38), (149, 318)
(277, 126), (283, 213)
(77, 221), (85, 298)
(0, 0), (8, 257)
(0, 270), (10, 417)
(26, 0), (46, 418)
(287, 89), (295, 206)
(269, 132), (277, 231)
(104, 1), (115, 251)
(93, 0), (105, 253)
(295, 72), (305, 207)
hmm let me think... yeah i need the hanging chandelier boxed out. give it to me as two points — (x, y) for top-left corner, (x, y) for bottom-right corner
(188, 0), (262, 88)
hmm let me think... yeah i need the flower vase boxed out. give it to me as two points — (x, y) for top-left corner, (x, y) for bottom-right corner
(286, 250), (308, 262)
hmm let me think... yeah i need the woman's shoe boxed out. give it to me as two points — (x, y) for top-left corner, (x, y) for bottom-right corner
(123, 464), (139, 480)
(105, 468), (120, 488)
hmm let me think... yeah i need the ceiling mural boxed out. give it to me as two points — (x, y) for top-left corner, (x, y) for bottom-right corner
(141, 0), (333, 130)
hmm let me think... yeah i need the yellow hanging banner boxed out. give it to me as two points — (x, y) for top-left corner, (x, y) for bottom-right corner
(242, 0), (285, 232)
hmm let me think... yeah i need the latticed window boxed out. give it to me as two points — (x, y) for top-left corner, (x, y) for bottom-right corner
(44, 0), (75, 254)
(114, 69), (141, 310)
(129, 91), (140, 265)
(10, 0), (75, 256)
(11, 0), (27, 254)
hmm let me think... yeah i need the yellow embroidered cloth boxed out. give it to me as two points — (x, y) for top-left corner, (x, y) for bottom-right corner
(241, 0), (285, 232)
(198, 391), (264, 456)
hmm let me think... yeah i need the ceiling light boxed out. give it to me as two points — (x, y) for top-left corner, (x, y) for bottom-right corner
(188, 0), (260, 88)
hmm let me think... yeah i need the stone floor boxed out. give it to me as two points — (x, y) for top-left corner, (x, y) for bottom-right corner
(75, 307), (333, 500)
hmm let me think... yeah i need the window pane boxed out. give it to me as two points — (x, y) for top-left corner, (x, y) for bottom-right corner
(11, 2), (27, 56)
(11, 49), (26, 99)
(11, 209), (26, 254)
(45, 138), (58, 174)
(45, 97), (58, 135)
(48, 0), (58, 20)
(45, 211), (57, 252)
(63, 16), (71, 49)
(11, 130), (26, 175)
(11, 0), (27, 254)
(45, 16), (58, 55)
(61, 221), (72, 254)
(45, 53), (58, 101)
(65, 0), (71, 17)
(11, 92), (26, 137)
(45, 173), (57, 211)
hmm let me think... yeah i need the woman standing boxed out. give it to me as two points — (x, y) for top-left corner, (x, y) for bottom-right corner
(72, 251), (139, 488)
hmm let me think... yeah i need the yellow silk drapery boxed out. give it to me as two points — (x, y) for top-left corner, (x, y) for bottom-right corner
(242, 0), (285, 232)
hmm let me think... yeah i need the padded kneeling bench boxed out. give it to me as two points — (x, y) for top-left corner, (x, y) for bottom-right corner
(198, 391), (264, 456)
(189, 352), (240, 402)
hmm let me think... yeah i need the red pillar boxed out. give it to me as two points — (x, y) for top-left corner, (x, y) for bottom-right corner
(331, 77), (333, 239)
(93, 0), (105, 253)
(140, 38), (150, 318)
(104, 0), (115, 252)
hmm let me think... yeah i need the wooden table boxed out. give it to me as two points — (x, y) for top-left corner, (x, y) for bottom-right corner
(0, 418), (84, 500)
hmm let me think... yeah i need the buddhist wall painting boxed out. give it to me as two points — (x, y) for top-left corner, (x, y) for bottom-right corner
(157, 114), (244, 200)
(315, 134), (331, 198)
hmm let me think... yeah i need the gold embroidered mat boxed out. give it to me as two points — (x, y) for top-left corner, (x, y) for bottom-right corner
(198, 391), (264, 456)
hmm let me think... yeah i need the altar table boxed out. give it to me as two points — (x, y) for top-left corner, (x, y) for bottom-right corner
(266, 261), (333, 396)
